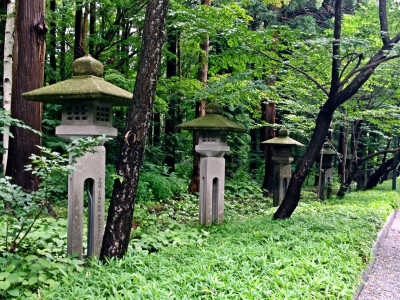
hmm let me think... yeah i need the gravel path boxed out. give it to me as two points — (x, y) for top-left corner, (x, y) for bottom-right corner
(356, 210), (400, 299)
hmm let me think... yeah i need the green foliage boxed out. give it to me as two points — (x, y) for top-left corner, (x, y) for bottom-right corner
(136, 163), (188, 202)
(0, 217), (83, 299)
(42, 181), (398, 299)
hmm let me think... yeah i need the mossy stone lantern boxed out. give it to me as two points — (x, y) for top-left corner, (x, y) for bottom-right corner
(319, 143), (336, 200)
(178, 103), (246, 226)
(23, 55), (132, 259)
(262, 128), (304, 207)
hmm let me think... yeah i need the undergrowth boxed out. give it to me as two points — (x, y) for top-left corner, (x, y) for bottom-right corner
(37, 179), (399, 299)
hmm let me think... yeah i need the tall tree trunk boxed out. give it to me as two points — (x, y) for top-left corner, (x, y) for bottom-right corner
(101, 0), (169, 259)
(2, 0), (15, 174)
(60, 3), (66, 80)
(189, 0), (210, 194)
(74, 0), (84, 59)
(164, 29), (177, 172)
(49, 0), (56, 84)
(88, 1), (96, 55)
(6, 0), (46, 191)
(261, 101), (276, 193)
(338, 122), (347, 183)
(81, 4), (89, 55)
(337, 120), (362, 196)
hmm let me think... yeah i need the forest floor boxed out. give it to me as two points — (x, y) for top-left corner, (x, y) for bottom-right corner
(1, 179), (399, 299)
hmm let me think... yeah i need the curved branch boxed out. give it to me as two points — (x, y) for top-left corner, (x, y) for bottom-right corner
(359, 147), (400, 163)
(339, 55), (400, 87)
(253, 46), (329, 96)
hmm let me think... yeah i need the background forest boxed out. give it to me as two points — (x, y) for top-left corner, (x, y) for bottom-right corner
(1, 0), (400, 298)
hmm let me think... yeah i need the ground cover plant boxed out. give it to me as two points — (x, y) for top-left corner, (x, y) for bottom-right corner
(37, 179), (399, 299)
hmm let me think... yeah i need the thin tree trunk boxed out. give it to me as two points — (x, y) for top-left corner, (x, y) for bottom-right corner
(164, 29), (177, 172)
(49, 0), (56, 84)
(89, 1), (96, 55)
(2, 0), (15, 174)
(189, 0), (210, 194)
(101, 0), (169, 259)
(6, 0), (46, 191)
(74, 0), (84, 59)
(261, 101), (276, 193)
(338, 122), (347, 183)
(81, 4), (89, 54)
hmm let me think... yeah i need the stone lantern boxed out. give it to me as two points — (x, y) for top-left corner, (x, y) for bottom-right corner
(262, 128), (304, 207)
(319, 143), (336, 200)
(177, 103), (246, 226)
(22, 55), (132, 258)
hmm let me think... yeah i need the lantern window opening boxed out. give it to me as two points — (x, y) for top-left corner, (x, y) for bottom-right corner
(96, 106), (111, 122)
(202, 131), (217, 143)
(66, 105), (89, 121)
(221, 132), (227, 143)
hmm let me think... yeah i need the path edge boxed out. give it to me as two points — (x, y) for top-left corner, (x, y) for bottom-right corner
(352, 208), (397, 299)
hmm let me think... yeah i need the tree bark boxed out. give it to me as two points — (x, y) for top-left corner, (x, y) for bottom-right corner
(74, 0), (85, 59)
(2, 0), (15, 174)
(6, 0), (46, 192)
(49, 0), (56, 84)
(164, 29), (177, 172)
(100, 0), (169, 259)
(189, 0), (210, 194)
(89, 1), (96, 55)
(261, 101), (276, 193)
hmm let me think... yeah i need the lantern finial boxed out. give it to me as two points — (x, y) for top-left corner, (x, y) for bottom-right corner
(72, 55), (104, 77)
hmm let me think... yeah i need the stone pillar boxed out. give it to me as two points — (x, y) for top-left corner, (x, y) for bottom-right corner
(199, 157), (225, 225)
(272, 155), (293, 207)
(67, 146), (105, 259)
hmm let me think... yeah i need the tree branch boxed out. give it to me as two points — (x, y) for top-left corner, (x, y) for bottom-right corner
(359, 147), (400, 163)
(340, 55), (400, 86)
(253, 46), (329, 96)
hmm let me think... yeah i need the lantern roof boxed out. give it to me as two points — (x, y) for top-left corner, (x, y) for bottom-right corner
(177, 103), (246, 132)
(321, 143), (337, 155)
(262, 128), (305, 147)
(22, 55), (132, 106)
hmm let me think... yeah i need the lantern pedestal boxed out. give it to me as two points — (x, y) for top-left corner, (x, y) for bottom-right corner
(272, 155), (294, 207)
(199, 156), (226, 225)
(67, 146), (105, 259)
(319, 144), (336, 200)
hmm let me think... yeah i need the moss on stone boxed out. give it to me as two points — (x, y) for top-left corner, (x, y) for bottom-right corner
(178, 113), (246, 132)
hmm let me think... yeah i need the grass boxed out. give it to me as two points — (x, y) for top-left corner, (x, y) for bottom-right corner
(38, 179), (399, 299)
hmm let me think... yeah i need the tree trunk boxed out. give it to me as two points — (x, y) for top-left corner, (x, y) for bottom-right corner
(2, 0), (15, 174)
(74, 0), (85, 59)
(338, 123), (347, 184)
(100, 0), (169, 259)
(337, 120), (362, 196)
(261, 101), (276, 193)
(164, 29), (177, 172)
(189, 0), (210, 194)
(6, 0), (46, 192)
(49, 0), (56, 84)
(89, 1), (96, 55)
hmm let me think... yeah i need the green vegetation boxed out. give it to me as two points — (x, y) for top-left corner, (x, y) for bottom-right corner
(26, 179), (396, 299)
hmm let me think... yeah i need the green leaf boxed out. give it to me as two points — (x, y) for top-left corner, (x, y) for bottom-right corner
(7, 288), (20, 297)
(0, 280), (10, 291)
